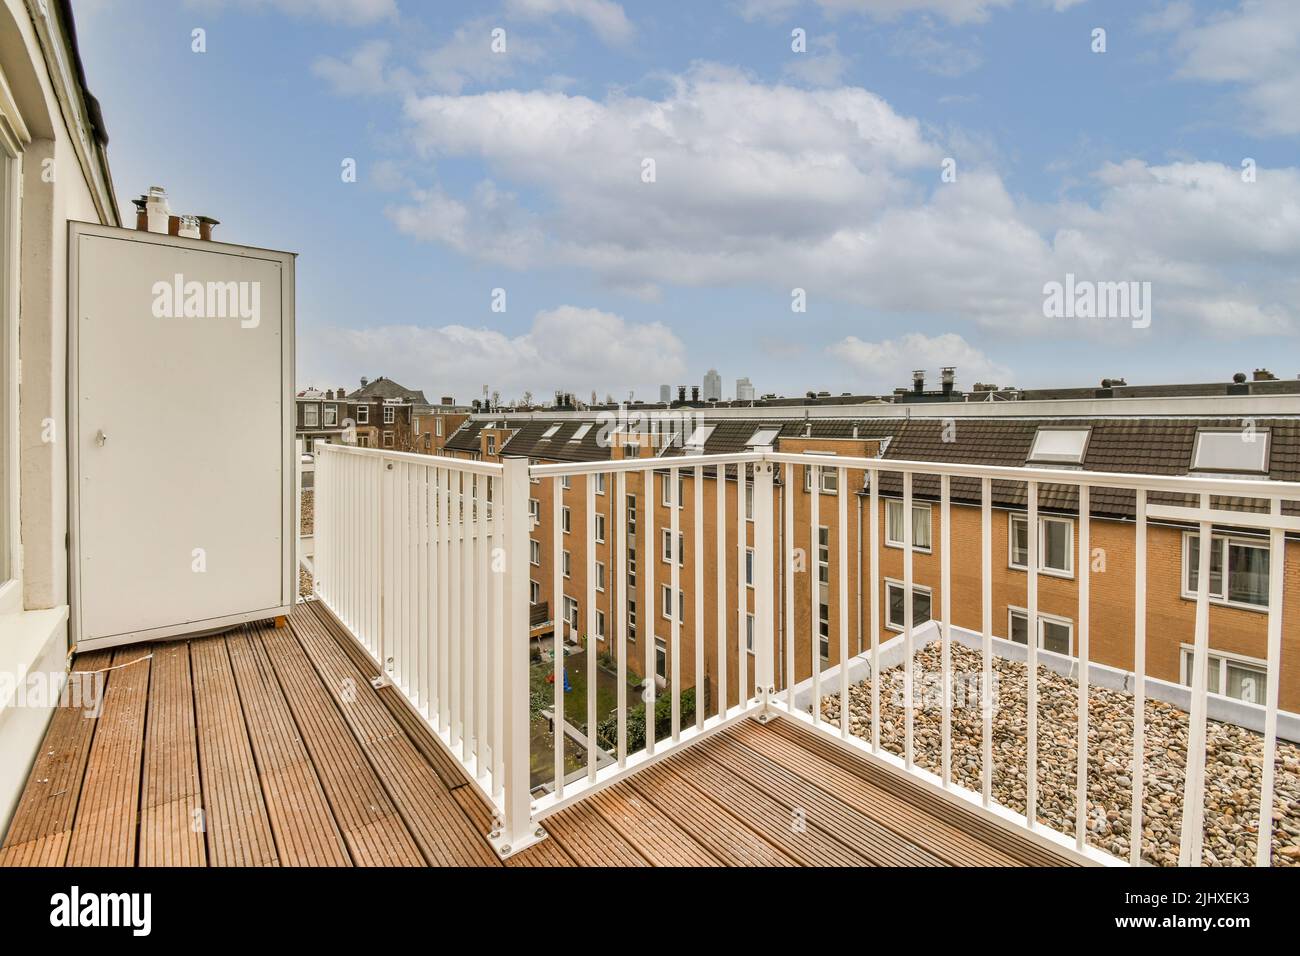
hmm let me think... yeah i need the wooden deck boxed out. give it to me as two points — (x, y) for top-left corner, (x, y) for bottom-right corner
(1, 603), (1074, 867)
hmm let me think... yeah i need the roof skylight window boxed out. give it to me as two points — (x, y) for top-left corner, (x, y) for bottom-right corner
(685, 425), (715, 449)
(1027, 427), (1090, 465)
(746, 427), (780, 447)
(1191, 428), (1269, 474)
(568, 424), (592, 442)
(540, 423), (560, 440)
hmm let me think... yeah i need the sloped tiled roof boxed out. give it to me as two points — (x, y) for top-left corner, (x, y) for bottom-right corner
(349, 377), (429, 405)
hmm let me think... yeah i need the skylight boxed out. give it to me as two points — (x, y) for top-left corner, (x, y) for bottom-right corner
(747, 427), (780, 447)
(568, 424), (592, 443)
(1027, 427), (1090, 465)
(1191, 428), (1269, 474)
(685, 425), (715, 449)
(540, 423), (560, 440)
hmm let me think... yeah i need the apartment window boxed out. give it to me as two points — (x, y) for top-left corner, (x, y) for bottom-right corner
(595, 562), (606, 592)
(661, 586), (685, 621)
(486, 435), (496, 455)
(628, 600), (637, 641)
(1009, 514), (1073, 576)
(356, 405), (369, 424)
(661, 529), (685, 565)
(595, 473), (606, 495)
(530, 540), (541, 566)
(324, 404), (337, 426)
(746, 613), (755, 653)
(1184, 532), (1269, 609)
(561, 474), (572, 490)
(661, 473), (685, 508)
(655, 640), (667, 679)
(804, 465), (838, 494)
(304, 404), (319, 427)
(595, 514), (606, 543)
(885, 500), (932, 551)
(596, 609), (607, 641)
(885, 580), (932, 632)
(562, 507), (571, 534)
(818, 527), (830, 659)
(745, 480), (754, 521)
(383, 405), (396, 425)
(358, 435), (370, 448)
(1009, 608), (1073, 655)
(528, 498), (540, 521)
(564, 596), (579, 630)
(382, 431), (395, 448)
(1181, 647), (1268, 705)
(745, 548), (754, 587)
(562, 550), (571, 578)
(627, 494), (638, 534)
(530, 581), (540, 604)
(435, 417), (444, 437)
(423, 434), (431, 449)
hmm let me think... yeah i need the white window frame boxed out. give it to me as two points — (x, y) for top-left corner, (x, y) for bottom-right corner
(1181, 530), (1270, 611)
(884, 499), (932, 552)
(562, 507), (571, 534)
(323, 404), (337, 427)
(660, 585), (684, 622)
(595, 561), (606, 592)
(382, 431), (395, 448)
(1008, 513), (1074, 578)
(561, 474), (572, 490)
(661, 473), (685, 508)
(884, 579), (932, 632)
(594, 513), (606, 544)
(356, 405), (369, 424)
(661, 528), (684, 566)
(303, 404), (319, 427)
(746, 613), (755, 654)
(1179, 644), (1268, 705)
(530, 540), (541, 566)
(435, 417), (444, 437)
(563, 596), (579, 631)
(745, 480), (754, 521)
(528, 498), (540, 520)
(655, 639), (667, 679)
(596, 609), (607, 641)
(530, 580), (540, 604)
(1190, 428), (1269, 475)
(803, 463), (838, 495)
(383, 405), (396, 425)
(1007, 606), (1074, 656)
(745, 547), (754, 588)
(594, 472), (606, 495)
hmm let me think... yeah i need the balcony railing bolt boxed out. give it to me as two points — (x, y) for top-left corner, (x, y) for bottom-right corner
(386, 462), (393, 470)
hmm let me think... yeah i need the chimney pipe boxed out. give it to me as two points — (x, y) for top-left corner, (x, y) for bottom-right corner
(912, 370), (925, 395)
(941, 367), (955, 396)
(691, 386), (700, 402)
(677, 386), (686, 403)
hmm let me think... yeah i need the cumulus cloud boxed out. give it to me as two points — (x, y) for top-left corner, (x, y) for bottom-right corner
(381, 64), (1299, 339)
(505, 0), (634, 45)
(829, 332), (1014, 391)
(302, 306), (686, 400)
(1163, 0), (1300, 137)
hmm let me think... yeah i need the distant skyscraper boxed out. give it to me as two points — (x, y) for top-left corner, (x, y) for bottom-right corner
(703, 368), (722, 402)
(659, 384), (671, 403)
(736, 377), (755, 402)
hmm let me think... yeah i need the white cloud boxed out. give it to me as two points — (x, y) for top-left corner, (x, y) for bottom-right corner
(303, 306), (685, 400)
(187, 0), (397, 25)
(782, 34), (851, 87)
(829, 332), (1014, 391)
(505, 0), (634, 45)
(312, 40), (400, 96)
(1167, 0), (1300, 137)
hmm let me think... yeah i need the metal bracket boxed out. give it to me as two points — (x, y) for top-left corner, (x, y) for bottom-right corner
(488, 823), (549, 859)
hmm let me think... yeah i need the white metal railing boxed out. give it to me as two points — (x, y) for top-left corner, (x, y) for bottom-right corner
(312, 440), (1299, 865)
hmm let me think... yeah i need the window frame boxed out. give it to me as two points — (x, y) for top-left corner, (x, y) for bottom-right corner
(383, 405), (396, 425)
(660, 528), (685, 566)
(884, 578), (933, 632)
(356, 405), (369, 424)
(1007, 606), (1074, 656)
(1181, 530), (1270, 612)
(529, 539), (541, 566)
(1179, 644), (1268, 705)
(594, 513), (606, 544)
(1008, 512), (1074, 578)
(303, 403), (319, 427)
(884, 499), (933, 552)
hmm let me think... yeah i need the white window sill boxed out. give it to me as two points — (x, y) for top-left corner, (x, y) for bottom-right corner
(1179, 592), (1268, 614)
(0, 605), (70, 712)
(1008, 564), (1074, 580)
(885, 541), (932, 553)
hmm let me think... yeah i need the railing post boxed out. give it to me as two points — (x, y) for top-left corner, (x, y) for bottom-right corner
(752, 450), (776, 717)
(491, 455), (546, 857)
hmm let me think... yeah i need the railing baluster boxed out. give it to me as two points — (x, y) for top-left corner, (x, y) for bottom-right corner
(1180, 494), (1212, 866)
(438, 467), (451, 733)
(784, 464), (795, 712)
(492, 474), (504, 791)
(715, 464), (726, 719)
(903, 471), (914, 769)
(869, 465), (880, 753)
(1130, 489), (1147, 866)
(694, 465), (705, 731)
(418, 465), (429, 714)
(737, 464), (748, 705)
(1026, 478), (1039, 827)
(499, 455), (533, 854)
(1076, 483), (1090, 852)
(981, 475), (992, 807)
(670, 466), (681, 742)
(940, 473), (951, 788)
(477, 472), (490, 774)
(838, 466), (849, 739)
(810, 463), (821, 725)
(616, 471), (628, 766)
(586, 473), (598, 779)
(1258, 499), (1285, 866)
(552, 475), (564, 796)
(643, 466), (655, 754)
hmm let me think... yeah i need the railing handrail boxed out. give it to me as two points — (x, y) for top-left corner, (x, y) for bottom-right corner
(317, 441), (505, 477)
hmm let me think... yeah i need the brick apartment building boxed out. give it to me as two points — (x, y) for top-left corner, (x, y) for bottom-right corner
(440, 380), (1300, 715)
(413, 396), (472, 455)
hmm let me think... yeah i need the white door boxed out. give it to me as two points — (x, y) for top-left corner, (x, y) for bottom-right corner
(73, 230), (286, 643)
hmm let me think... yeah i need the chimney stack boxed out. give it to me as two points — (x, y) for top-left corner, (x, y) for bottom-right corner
(1253, 368), (1277, 382)
(677, 386), (687, 403)
(912, 370), (925, 395)
(691, 386), (700, 402)
(941, 367), (955, 396)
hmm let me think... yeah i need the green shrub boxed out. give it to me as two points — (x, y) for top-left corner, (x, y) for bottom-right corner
(596, 686), (696, 752)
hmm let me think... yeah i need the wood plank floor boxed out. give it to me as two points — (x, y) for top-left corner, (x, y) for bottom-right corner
(0, 603), (1076, 868)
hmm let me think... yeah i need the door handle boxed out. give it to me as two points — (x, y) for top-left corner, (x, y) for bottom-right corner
(95, 430), (108, 447)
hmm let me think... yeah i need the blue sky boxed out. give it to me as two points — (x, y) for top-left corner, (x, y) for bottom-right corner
(74, 0), (1300, 402)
